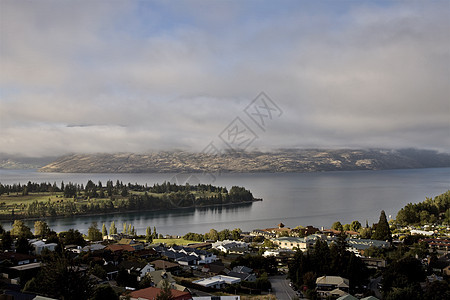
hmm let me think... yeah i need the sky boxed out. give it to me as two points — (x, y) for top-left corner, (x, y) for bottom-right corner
(1, 0), (449, 157)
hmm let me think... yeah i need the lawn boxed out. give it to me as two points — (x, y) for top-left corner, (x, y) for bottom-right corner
(152, 238), (198, 245)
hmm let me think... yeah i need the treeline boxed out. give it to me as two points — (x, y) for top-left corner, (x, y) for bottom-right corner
(183, 228), (242, 242)
(0, 180), (230, 197)
(396, 190), (450, 225)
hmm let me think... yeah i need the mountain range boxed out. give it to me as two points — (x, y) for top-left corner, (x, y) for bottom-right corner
(28, 148), (450, 173)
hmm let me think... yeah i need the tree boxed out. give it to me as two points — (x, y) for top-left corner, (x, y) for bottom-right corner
(91, 285), (119, 300)
(110, 221), (117, 235)
(15, 236), (32, 254)
(34, 221), (51, 238)
(34, 254), (93, 299)
(350, 220), (362, 232)
(123, 223), (127, 234)
(372, 210), (392, 241)
(331, 221), (343, 231)
(156, 280), (174, 300)
(146, 226), (153, 243)
(11, 220), (32, 238)
(101, 223), (108, 237)
(208, 229), (219, 241)
(60, 229), (86, 246)
(231, 228), (242, 240)
(88, 222), (103, 241)
(1, 231), (13, 250)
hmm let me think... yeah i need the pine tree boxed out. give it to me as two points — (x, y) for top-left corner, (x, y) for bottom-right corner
(102, 223), (108, 237)
(110, 221), (117, 235)
(372, 210), (392, 241)
(146, 226), (152, 243)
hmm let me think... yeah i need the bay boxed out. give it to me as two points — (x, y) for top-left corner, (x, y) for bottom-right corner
(0, 168), (449, 236)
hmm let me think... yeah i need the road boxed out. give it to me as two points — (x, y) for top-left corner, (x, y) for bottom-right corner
(269, 275), (299, 300)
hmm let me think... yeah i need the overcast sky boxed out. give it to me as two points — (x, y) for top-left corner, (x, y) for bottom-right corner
(1, 0), (449, 157)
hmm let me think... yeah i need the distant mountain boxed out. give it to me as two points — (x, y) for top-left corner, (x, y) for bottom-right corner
(38, 149), (450, 173)
(0, 154), (57, 170)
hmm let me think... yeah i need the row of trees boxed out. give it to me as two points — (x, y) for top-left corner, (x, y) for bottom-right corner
(331, 211), (392, 242)
(183, 228), (242, 242)
(0, 180), (231, 197)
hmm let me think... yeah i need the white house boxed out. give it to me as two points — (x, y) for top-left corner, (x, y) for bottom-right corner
(31, 241), (57, 255)
(193, 275), (241, 289)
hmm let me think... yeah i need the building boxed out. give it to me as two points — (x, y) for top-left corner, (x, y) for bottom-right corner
(193, 275), (241, 289)
(212, 240), (248, 254)
(31, 241), (58, 255)
(272, 237), (310, 250)
(129, 287), (192, 300)
(316, 276), (349, 298)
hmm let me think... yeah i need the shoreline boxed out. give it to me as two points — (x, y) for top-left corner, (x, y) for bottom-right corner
(0, 198), (261, 223)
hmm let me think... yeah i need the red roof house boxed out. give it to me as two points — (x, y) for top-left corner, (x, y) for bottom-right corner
(130, 286), (191, 300)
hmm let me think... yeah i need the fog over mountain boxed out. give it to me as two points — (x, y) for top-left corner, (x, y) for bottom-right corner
(1, 1), (449, 157)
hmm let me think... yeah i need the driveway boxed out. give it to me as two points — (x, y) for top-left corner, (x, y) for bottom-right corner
(269, 275), (299, 300)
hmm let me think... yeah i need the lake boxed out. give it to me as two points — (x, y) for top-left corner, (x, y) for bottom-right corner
(0, 168), (449, 236)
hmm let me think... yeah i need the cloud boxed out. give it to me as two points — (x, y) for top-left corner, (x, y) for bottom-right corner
(0, 0), (449, 157)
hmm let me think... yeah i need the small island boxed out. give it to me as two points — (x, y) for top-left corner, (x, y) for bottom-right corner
(0, 180), (260, 220)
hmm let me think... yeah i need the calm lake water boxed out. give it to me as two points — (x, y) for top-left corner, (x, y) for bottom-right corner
(0, 168), (449, 236)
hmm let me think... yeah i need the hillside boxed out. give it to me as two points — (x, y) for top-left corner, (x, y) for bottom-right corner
(38, 149), (450, 173)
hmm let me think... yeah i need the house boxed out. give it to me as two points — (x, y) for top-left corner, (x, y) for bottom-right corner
(347, 239), (390, 253)
(193, 275), (241, 289)
(148, 270), (176, 287)
(226, 266), (256, 282)
(31, 241), (58, 255)
(250, 230), (276, 239)
(316, 276), (349, 298)
(291, 225), (320, 237)
(151, 260), (180, 274)
(272, 237), (310, 250)
(119, 260), (155, 281)
(105, 244), (135, 253)
(186, 242), (212, 250)
(118, 238), (144, 251)
(7, 262), (42, 284)
(0, 252), (36, 266)
(70, 243), (106, 253)
(202, 261), (227, 275)
(160, 246), (217, 265)
(212, 240), (248, 253)
(226, 271), (256, 282)
(361, 257), (387, 269)
(129, 286), (192, 300)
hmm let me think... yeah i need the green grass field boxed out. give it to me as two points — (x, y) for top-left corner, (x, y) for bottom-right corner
(152, 238), (198, 245)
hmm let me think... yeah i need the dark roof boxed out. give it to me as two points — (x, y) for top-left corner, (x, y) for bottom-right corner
(232, 265), (253, 273)
(119, 260), (147, 271)
(227, 271), (251, 281)
(178, 256), (197, 262)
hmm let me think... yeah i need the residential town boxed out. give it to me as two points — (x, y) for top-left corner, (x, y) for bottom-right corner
(0, 215), (449, 300)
